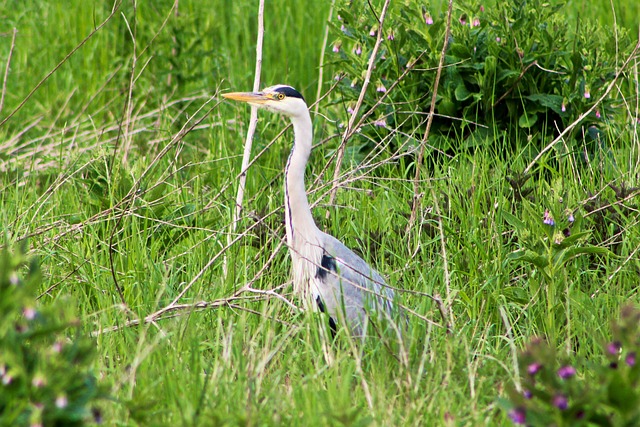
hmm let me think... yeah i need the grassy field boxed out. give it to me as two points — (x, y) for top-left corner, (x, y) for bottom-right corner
(1, 0), (639, 425)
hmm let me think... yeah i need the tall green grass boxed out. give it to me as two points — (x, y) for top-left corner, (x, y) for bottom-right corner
(1, 0), (639, 425)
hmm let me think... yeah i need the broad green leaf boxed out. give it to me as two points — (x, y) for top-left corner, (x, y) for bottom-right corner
(518, 112), (538, 128)
(553, 245), (610, 269)
(455, 83), (472, 101)
(508, 249), (549, 269)
(525, 93), (564, 114)
(502, 211), (526, 231)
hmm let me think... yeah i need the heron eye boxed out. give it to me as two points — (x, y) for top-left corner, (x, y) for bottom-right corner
(276, 93), (285, 100)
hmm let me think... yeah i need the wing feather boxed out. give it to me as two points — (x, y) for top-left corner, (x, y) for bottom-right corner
(311, 232), (395, 336)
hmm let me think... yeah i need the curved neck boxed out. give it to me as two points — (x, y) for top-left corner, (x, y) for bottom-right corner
(284, 111), (318, 246)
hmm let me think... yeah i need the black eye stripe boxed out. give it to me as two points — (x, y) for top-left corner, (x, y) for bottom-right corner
(273, 86), (305, 102)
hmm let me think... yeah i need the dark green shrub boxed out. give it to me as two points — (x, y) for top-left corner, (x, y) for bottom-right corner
(0, 243), (106, 426)
(331, 0), (631, 155)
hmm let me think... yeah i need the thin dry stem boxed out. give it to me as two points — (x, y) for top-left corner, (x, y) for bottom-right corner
(0, 0), (123, 129)
(314, 0), (335, 116)
(326, 0), (392, 221)
(407, 0), (453, 230)
(431, 186), (455, 331)
(227, 0), (265, 275)
(0, 28), (17, 116)
(523, 38), (640, 175)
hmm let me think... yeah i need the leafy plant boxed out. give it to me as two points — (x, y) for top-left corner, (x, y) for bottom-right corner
(331, 0), (631, 154)
(503, 182), (610, 338)
(0, 242), (106, 426)
(502, 305), (640, 426)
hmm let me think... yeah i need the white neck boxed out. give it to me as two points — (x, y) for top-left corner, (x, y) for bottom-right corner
(284, 111), (319, 248)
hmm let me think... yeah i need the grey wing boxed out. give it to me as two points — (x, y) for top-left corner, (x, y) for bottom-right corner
(312, 232), (395, 335)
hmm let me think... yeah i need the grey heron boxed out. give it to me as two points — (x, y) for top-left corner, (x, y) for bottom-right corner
(223, 84), (397, 337)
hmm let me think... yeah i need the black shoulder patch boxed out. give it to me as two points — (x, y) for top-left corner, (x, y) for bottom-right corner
(328, 317), (337, 337)
(315, 253), (336, 280)
(274, 85), (305, 101)
(316, 295), (337, 337)
(316, 295), (326, 313)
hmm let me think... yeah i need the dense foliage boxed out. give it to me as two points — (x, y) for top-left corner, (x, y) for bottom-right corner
(332, 0), (634, 155)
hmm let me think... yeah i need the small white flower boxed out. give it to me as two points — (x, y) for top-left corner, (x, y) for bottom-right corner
(23, 307), (36, 320)
(56, 394), (68, 409)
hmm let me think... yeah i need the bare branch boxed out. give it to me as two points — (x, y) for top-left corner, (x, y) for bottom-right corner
(408, 0), (454, 230)
(326, 0), (392, 220)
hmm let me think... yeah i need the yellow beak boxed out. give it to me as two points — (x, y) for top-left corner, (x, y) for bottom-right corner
(222, 91), (269, 104)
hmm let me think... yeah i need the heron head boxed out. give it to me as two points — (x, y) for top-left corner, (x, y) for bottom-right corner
(222, 85), (308, 118)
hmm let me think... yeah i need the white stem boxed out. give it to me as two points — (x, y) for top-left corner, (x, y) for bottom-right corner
(225, 0), (264, 276)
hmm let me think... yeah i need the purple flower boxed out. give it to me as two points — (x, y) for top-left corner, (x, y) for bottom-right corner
(561, 103), (566, 112)
(480, 5), (485, 12)
(557, 365), (576, 379)
(496, 37), (501, 43)
(459, 16), (467, 25)
(424, 13), (434, 25)
(374, 118), (387, 128)
(353, 44), (362, 56)
(376, 83), (387, 93)
(543, 209), (555, 226)
(341, 24), (347, 33)
(607, 341), (622, 355)
(509, 408), (526, 424)
(626, 352), (636, 367)
(584, 89), (591, 99)
(567, 213), (575, 223)
(473, 17), (480, 27)
(523, 389), (533, 399)
(369, 27), (377, 37)
(332, 42), (341, 53)
(553, 394), (568, 410)
(347, 106), (355, 115)
(595, 110), (601, 118)
(387, 30), (395, 41)
(527, 362), (542, 375)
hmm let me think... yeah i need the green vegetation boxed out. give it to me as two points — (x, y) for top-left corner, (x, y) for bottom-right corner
(0, 244), (106, 425)
(503, 305), (640, 426)
(1, 0), (638, 425)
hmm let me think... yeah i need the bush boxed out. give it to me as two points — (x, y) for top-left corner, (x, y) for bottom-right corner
(0, 242), (106, 426)
(331, 0), (631, 156)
